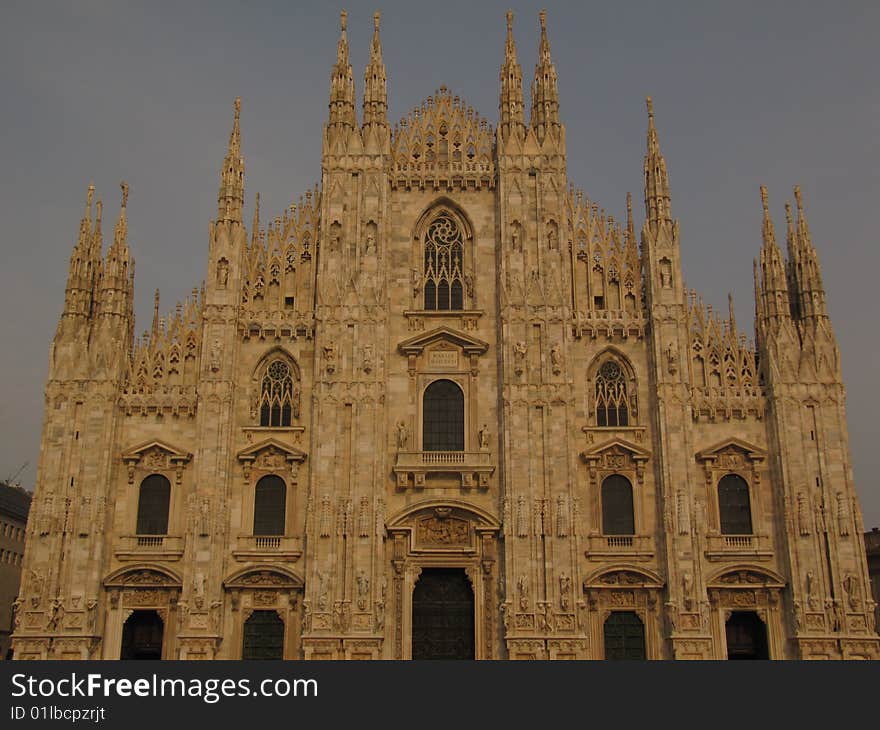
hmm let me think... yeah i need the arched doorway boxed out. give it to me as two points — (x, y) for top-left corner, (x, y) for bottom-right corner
(725, 611), (769, 660)
(242, 610), (285, 660)
(603, 611), (646, 660)
(412, 568), (474, 660)
(121, 610), (164, 660)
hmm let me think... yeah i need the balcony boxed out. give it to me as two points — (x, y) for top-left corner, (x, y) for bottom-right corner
(232, 535), (303, 562)
(704, 534), (773, 561)
(585, 534), (655, 561)
(115, 535), (185, 561)
(393, 450), (495, 489)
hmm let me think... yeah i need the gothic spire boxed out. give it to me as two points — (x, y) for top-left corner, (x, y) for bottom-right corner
(61, 184), (96, 324)
(97, 182), (133, 324)
(111, 181), (129, 251)
(758, 185), (790, 322)
(217, 97), (245, 224)
(643, 97), (672, 229)
(793, 186), (827, 321)
(329, 10), (356, 129)
(499, 10), (525, 139)
(530, 10), (559, 141)
(151, 288), (160, 341)
(362, 11), (388, 128)
(251, 191), (261, 249)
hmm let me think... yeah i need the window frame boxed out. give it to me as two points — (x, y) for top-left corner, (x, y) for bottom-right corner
(717, 473), (754, 535)
(421, 378), (466, 452)
(135, 474), (171, 536)
(253, 474), (287, 536)
(601, 473), (636, 536)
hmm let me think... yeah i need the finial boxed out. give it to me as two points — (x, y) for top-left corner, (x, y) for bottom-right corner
(95, 199), (103, 222)
(646, 96), (654, 121)
(374, 10), (380, 31)
(234, 96), (241, 119)
(152, 289), (160, 334)
(507, 9), (513, 31)
(760, 185), (769, 215)
(340, 9), (347, 31)
(785, 201), (793, 229)
(120, 181), (128, 208)
(793, 185), (804, 214)
(626, 191), (633, 215)
(539, 9), (546, 30)
(86, 184), (95, 210)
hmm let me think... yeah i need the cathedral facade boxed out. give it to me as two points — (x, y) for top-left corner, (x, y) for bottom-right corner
(12, 11), (879, 660)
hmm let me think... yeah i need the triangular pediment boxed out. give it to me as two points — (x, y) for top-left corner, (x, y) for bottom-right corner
(236, 438), (307, 463)
(121, 439), (192, 463)
(581, 438), (651, 462)
(695, 437), (766, 463)
(398, 326), (489, 356)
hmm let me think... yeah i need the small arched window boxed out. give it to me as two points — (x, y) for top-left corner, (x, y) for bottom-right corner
(253, 475), (286, 535)
(423, 379), (464, 451)
(423, 214), (464, 311)
(136, 475), (171, 535)
(718, 474), (752, 535)
(604, 611), (646, 660)
(242, 610), (285, 660)
(259, 360), (295, 427)
(596, 360), (629, 427)
(601, 474), (634, 535)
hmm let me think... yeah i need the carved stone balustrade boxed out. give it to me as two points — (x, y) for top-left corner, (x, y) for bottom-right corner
(584, 534), (655, 561)
(231, 535), (303, 562)
(704, 533), (773, 562)
(393, 450), (495, 489)
(115, 535), (185, 561)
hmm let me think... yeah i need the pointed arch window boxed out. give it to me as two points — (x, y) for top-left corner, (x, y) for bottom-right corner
(601, 474), (635, 535)
(136, 475), (170, 535)
(595, 360), (630, 427)
(423, 214), (464, 311)
(718, 474), (752, 535)
(253, 475), (286, 536)
(259, 360), (294, 427)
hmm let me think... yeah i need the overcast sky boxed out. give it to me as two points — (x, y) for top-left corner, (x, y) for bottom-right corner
(1, 1), (878, 527)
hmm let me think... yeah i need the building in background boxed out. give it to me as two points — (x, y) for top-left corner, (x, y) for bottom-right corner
(0, 482), (31, 659)
(11, 11), (879, 660)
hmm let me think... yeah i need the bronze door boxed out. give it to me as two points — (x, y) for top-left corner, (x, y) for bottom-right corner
(412, 568), (475, 660)
(121, 610), (164, 660)
(725, 611), (769, 660)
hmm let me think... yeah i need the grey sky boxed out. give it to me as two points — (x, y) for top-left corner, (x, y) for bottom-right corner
(1, 1), (878, 526)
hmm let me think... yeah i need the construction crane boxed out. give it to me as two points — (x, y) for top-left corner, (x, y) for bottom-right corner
(5, 461), (29, 486)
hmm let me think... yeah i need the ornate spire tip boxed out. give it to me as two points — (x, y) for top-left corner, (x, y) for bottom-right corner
(234, 97), (241, 117)
(120, 181), (128, 208)
(374, 11), (380, 30)
(539, 9), (546, 30)
(646, 96), (654, 119)
(760, 185), (769, 214)
(793, 185), (803, 211)
(340, 10), (347, 31)
(507, 10), (513, 30)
